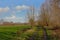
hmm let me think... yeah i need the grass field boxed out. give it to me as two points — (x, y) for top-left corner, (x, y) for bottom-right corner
(0, 25), (31, 40)
(0, 25), (57, 40)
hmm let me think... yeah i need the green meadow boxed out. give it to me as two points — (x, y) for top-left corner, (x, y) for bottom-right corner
(0, 25), (31, 40)
(0, 25), (57, 40)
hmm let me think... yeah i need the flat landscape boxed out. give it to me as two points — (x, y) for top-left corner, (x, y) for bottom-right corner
(0, 0), (60, 40)
(0, 25), (31, 40)
(0, 25), (57, 40)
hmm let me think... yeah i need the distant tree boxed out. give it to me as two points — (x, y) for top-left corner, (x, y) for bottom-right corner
(27, 6), (35, 27)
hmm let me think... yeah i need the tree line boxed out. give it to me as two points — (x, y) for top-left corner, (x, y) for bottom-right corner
(27, 0), (60, 28)
(26, 0), (60, 40)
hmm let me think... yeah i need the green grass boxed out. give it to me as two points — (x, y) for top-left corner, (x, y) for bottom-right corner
(0, 25), (31, 40)
(0, 25), (31, 32)
(0, 25), (57, 40)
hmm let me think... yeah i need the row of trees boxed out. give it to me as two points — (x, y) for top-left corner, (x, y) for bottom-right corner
(26, 0), (60, 40)
(27, 0), (60, 28)
(16, 0), (60, 40)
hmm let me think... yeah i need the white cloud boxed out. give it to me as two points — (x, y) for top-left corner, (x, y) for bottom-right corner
(4, 15), (26, 23)
(0, 8), (3, 12)
(3, 7), (10, 12)
(0, 7), (10, 12)
(5, 15), (16, 19)
(0, 5), (29, 13)
(16, 5), (29, 10)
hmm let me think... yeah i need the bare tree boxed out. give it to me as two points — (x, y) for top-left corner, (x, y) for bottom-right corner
(49, 0), (60, 39)
(27, 6), (35, 27)
(42, 0), (60, 40)
(39, 3), (50, 40)
(38, 3), (50, 27)
(46, 0), (60, 27)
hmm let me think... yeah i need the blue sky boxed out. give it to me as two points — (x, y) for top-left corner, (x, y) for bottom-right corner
(0, 0), (45, 23)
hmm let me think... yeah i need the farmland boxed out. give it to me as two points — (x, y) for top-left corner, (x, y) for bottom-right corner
(0, 25), (31, 40)
(0, 25), (57, 40)
(0, 0), (60, 40)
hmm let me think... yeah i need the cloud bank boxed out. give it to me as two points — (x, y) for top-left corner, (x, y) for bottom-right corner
(4, 15), (26, 23)
(0, 5), (29, 23)
(0, 7), (10, 12)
